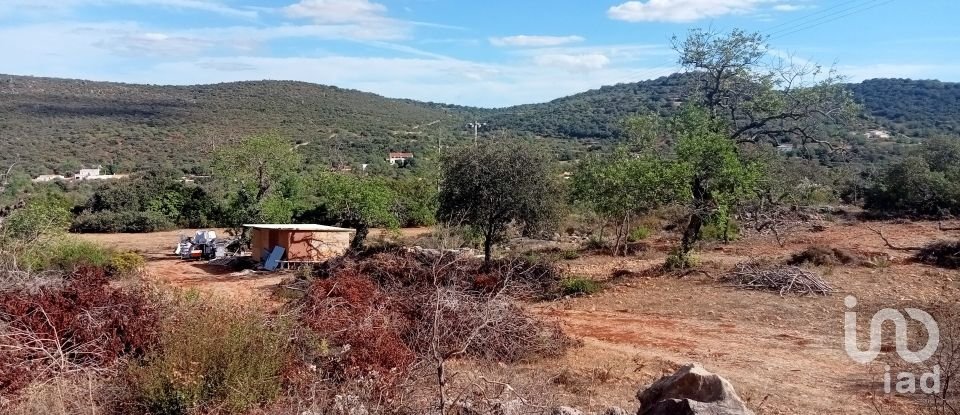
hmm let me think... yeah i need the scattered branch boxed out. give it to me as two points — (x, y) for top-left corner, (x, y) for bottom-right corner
(866, 225), (922, 251)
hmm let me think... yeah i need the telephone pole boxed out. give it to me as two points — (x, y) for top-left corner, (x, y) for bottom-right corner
(467, 121), (486, 145)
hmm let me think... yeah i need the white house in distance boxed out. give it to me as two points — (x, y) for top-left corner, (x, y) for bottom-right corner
(387, 152), (414, 165)
(864, 129), (891, 139)
(75, 166), (102, 180)
(32, 165), (129, 183)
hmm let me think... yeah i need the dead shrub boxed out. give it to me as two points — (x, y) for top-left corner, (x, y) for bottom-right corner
(915, 240), (960, 269)
(294, 251), (577, 406)
(299, 272), (416, 382)
(3, 370), (117, 415)
(404, 288), (574, 363)
(0, 266), (162, 395)
(787, 245), (859, 266)
(317, 247), (566, 300)
(914, 303), (960, 414)
(122, 297), (293, 414)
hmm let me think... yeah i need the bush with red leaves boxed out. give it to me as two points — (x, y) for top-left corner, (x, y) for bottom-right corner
(298, 272), (415, 381)
(0, 266), (162, 395)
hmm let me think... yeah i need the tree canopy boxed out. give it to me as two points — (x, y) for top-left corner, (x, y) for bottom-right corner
(438, 142), (563, 263)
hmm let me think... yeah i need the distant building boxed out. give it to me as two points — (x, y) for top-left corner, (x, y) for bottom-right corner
(74, 166), (102, 180)
(32, 165), (127, 183)
(387, 152), (414, 165)
(864, 129), (891, 139)
(31, 174), (66, 183)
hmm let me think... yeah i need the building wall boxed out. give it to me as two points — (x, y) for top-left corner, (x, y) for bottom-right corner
(250, 228), (352, 262)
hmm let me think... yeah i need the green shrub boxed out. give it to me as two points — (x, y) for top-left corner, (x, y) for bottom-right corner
(109, 251), (146, 277)
(20, 238), (112, 271)
(584, 236), (607, 251)
(561, 250), (580, 260)
(701, 218), (740, 242)
(71, 211), (175, 233)
(664, 249), (698, 270)
(627, 226), (651, 242)
(560, 276), (602, 296)
(127, 299), (292, 414)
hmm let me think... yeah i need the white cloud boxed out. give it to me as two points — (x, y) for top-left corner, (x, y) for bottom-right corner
(489, 35), (584, 48)
(608, 0), (766, 23)
(96, 32), (213, 57)
(283, 0), (387, 23)
(282, 0), (416, 40)
(0, 0), (257, 19)
(772, 4), (807, 12)
(533, 53), (611, 72)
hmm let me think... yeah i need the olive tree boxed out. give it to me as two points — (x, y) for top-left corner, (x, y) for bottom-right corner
(672, 107), (762, 263)
(308, 173), (399, 248)
(438, 142), (563, 264)
(212, 133), (305, 228)
(662, 28), (856, 264)
(571, 151), (685, 256)
(673, 28), (858, 147)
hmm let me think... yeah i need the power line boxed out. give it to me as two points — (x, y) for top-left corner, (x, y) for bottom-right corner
(610, 2), (891, 86)
(763, 0), (873, 31)
(768, 0), (895, 40)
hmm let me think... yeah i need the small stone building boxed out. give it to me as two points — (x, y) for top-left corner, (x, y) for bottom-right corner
(245, 224), (355, 264)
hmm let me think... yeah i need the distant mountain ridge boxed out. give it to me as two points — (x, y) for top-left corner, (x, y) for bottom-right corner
(1, 73), (958, 174)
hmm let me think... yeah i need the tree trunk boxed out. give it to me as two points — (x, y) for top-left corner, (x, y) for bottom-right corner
(350, 223), (368, 249)
(483, 235), (493, 267)
(681, 213), (703, 256)
(681, 177), (708, 257)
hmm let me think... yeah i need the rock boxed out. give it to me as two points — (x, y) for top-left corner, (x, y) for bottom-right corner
(489, 399), (524, 415)
(636, 363), (755, 415)
(551, 407), (585, 415)
(602, 407), (629, 415)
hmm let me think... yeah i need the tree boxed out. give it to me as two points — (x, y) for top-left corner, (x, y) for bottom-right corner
(673, 28), (857, 147)
(662, 28), (856, 264)
(212, 133), (304, 227)
(2, 192), (72, 243)
(438, 142), (563, 264)
(672, 107), (761, 262)
(306, 173), (399, 248)
(571, 151), (685, 256)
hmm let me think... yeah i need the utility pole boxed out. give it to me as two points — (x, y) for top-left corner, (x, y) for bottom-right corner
(467, 121), (486, 145)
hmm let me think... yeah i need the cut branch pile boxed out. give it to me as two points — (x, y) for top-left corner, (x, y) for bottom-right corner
(721, 263), (833, 296)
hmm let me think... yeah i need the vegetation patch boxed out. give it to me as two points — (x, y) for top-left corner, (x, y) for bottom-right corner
(787, 245), (860, 267)
(124, 299), (292, 414)
(915, 240), (960, 269)
(0, 267), (162, 395)
(560, 276), (602, 296)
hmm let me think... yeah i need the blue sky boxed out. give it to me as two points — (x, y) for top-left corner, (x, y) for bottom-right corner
(0, 0), (957, 107)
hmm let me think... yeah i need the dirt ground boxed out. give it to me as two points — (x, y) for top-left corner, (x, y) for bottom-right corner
(78, 221), (960, 414)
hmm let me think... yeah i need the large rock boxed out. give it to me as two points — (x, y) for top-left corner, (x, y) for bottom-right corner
(636, 363), (755, 415)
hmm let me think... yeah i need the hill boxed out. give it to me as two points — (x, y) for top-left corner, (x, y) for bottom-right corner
(1, 73), (958, 175)
(848, 78), (960, 138)
(474, 73), (691, 140)
(0, 75), (466, 175)
(483, 75), (960, 141)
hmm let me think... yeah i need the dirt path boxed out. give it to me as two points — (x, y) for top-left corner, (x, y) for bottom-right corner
(536, 219), (960, 413)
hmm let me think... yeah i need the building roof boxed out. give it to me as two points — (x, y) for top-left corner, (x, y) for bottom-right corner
(388, 152), (414, 158)
(243, 224), (355, 232)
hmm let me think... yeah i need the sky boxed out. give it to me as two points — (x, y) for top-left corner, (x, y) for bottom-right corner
(0, 0), (957, 107)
